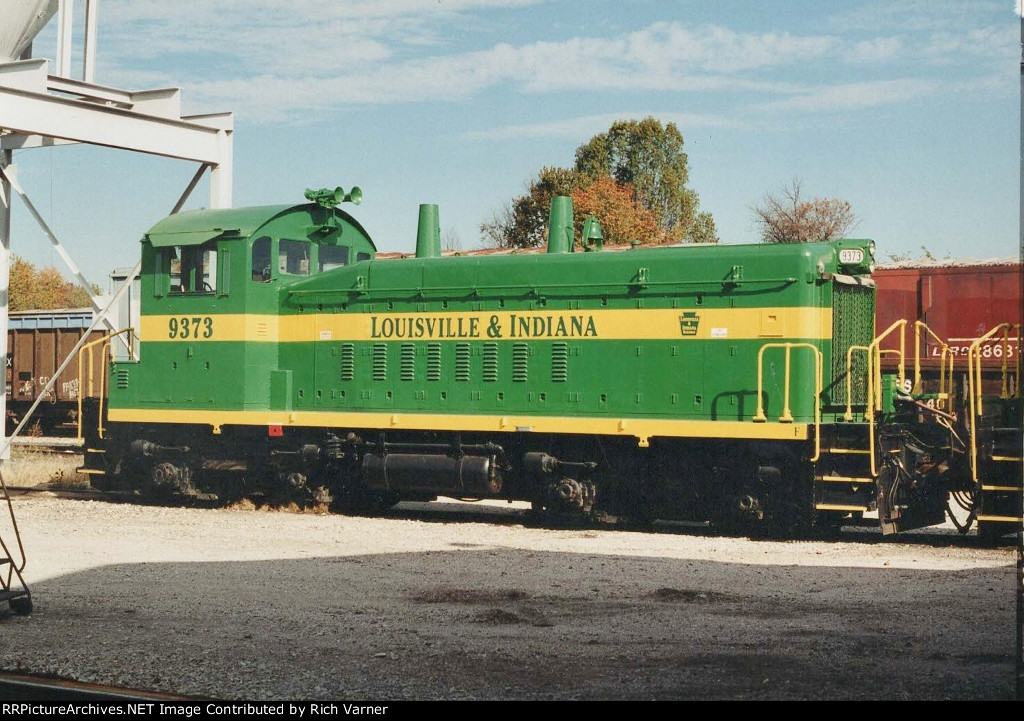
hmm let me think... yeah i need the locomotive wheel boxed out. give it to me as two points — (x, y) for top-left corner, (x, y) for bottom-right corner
(272, 471), (323, 508)
(532, 480), (598, 527)
(144, 461), (203, 503)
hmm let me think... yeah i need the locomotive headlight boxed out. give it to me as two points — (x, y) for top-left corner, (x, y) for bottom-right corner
(868, 240), (876, 259)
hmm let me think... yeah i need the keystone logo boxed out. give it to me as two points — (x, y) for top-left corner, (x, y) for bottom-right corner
(679, 312), (700, 336)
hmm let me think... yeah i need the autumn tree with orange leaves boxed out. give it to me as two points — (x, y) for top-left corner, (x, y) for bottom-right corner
(570, 177), (665, 246)
(482, 117), (717, 248)
(9, 255), (95, 311)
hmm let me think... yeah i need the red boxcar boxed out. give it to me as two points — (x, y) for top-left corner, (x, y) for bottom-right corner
(873, 259), (1023, 389)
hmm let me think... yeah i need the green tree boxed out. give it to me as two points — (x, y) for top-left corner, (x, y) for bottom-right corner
(753, 179), (857, 244)
(482, 117), (717, 248)
(9, 255), (96, 311)
(480, 167), (582, 249)
(574, 117), (717, 244)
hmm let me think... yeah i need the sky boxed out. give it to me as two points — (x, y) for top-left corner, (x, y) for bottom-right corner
(4, 0), (1022, 287)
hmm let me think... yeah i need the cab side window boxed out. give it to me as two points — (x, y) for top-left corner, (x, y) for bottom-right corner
(252, 236), (272, 282)
(170, 242), (217, 294)
(319, 245), (349, 272)
(279, 239), (310, 276)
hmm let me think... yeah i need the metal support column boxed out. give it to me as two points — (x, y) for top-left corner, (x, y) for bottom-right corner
(0, 149), (11, 462)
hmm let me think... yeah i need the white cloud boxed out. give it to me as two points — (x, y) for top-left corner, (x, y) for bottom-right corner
(463, 112), (750, 141)
(922, 25), (1018, 64)
(847, 37), (903, 63)
(755, 78), (941, 113)
(43, 4), (1006, 124)
(830, 0), (1005, 34)
(624, 23), (834, 74)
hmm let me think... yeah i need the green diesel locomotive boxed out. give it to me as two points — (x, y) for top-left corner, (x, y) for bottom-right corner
(79, 188), (1021, 539)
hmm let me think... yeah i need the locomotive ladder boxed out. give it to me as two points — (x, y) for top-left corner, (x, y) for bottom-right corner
(810, 321), (910, 526)
(75, 331), (135, 482)
(812, 426), (878, 522)
(967, 324), (1023, 543)
(813, 320), (967, 533)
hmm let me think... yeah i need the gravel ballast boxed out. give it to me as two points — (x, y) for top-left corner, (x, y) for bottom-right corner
(0, 496), (1017, 701)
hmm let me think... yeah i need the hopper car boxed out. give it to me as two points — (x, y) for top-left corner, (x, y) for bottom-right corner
(4, 309), (106, 436)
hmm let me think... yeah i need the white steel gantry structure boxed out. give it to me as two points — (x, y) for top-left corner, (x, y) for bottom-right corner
(0, 0), (233, 460)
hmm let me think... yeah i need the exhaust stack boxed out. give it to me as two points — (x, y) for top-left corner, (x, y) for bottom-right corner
(546, 196), (574, 254)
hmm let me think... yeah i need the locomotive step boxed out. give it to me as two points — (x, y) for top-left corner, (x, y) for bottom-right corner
(815, 503), (870, 512)
(976, 514), (1024, 523)
(823, 447), (871, 455)
(816, 475), (873, 483)
(75, 468), (107, 476)
(986, 427), (1022, 444)
(981, 484), (1023, 492)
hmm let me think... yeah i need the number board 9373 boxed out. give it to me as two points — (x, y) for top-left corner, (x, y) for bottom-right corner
(168, 316), (214, 339)
(838, 248), (865, 264)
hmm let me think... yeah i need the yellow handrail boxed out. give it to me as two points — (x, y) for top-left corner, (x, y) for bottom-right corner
(868, 320), (907, 410)
(913, 320), (954, 408)
(998, 323), (1022, 399)
(844, 344), (870, 421)
(76, 328), (135, 442)
(840, 321), (906, 477)
(752, 342), (823, 462)
(966, 323), (1019, 483)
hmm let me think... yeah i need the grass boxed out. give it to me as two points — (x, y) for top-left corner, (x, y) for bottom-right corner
(0, 451), (334, 513)
(0, 448), (90, 489)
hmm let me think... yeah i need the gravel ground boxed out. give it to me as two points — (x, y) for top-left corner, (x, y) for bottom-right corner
(0, 494), (1017, 701)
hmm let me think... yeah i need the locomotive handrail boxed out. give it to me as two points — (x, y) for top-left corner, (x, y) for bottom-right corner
(995, 323), (1023, 401)
(912, 321), (954, 408)
(967, 323), (1018, 417)
(844, 345), (870, 421)
(76, 329), (135, 442)
(1001, 323), (1021, 400)
(845, 320), (907, 415)
(752, 342), (822, 462)
(842, 321), (907, 477)
(868, 320), (907, 412)
(966, 323), (1019, 485)
(284, 276), (801, 300)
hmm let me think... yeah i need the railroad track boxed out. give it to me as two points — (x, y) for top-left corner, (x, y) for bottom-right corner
(3, 482), (1007, 548)
(1, 441), (1012, 548)
(0, 671), (211, 701)
(8, 436), (84, 453)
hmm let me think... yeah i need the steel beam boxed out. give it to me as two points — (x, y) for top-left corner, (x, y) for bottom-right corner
(0, 85), (232, 164)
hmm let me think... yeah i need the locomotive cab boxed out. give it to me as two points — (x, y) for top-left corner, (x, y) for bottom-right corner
(139, 196), (377, 316)
(92, 196), (378, 498)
